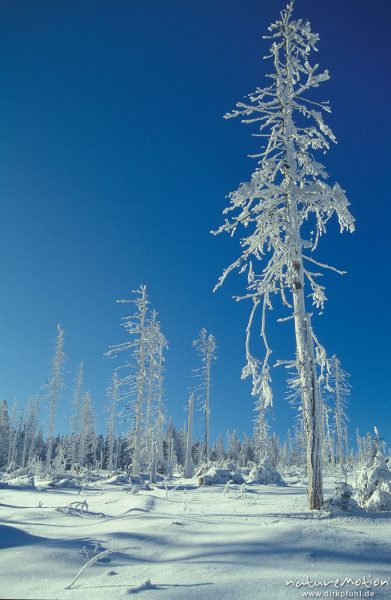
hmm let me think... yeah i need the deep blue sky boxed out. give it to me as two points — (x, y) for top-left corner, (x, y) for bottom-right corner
(0, 0), (390, 446)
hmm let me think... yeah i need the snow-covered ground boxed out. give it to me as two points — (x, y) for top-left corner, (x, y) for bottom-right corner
(1, 477), (390, 599)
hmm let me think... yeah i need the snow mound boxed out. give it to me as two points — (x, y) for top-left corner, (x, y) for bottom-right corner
(127, 580), (158, 594)
(0, 524), (43, 549)
(1, 468), (35, 488)
(35, 475), (79, 490)
(247, 459), (286, 486)
(365, 488), (391, 512)
(4, 475), (34, 488)
(356, 451), (391, 512)
(5, 467), (30, 478)
(198, 466), (244, 485)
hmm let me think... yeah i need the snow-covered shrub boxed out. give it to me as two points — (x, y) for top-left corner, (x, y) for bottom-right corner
(3, 468), (34, 488)
(26, 456), (46, 478)
(365, 487), (391, 512)
(80, 542), (103, 559)
(127, 580), (157, 594)
(356, 451), (391, 511)
(324, 482), (363, 515)
(34, 473), (80, 490)
(198, 466), (244, 486)
(0, 478), (35, 489)
(247, 458), (286, 486)
(104, 473), (128, 485)
(5, 467), (30, 478)
(64, 500), (89, 514)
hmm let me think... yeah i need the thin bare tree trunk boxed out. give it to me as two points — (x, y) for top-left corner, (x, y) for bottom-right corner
(184, 393), (194, 478)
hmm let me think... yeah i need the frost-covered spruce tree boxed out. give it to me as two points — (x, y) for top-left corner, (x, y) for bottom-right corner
(154, 318), (168, 468)
(21, 397), (40, 468)
(45, 325), (66, 470)
(228, 430), (240, 463)
(106, 285), (149, 477)
(323, 403), (335, 471)
(213, 1), (354, 509)
(184, 392), (195, 478)
(70, 362), (84, 468)
(144, 310), (168, 470)
(326, 355), (350, 482)
(356, 430), (391, 512)
(79, 391), (96, 467)
(211, 434), (226, 463)
(193, 329), (217, 464)
(106, 371), (119, 472)
(7, 402), (18, 468)
(238, 433), (254, 468)
(0, 400), (11, 468)
(253, 395), (270, 464)
(144, 311), (157, 467)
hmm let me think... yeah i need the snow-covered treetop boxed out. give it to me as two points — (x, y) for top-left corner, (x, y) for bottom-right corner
(193, 328), (217, 359)
(192, 328), (217, 406)
(105, 285), (168, 414)
(325, 354), (351, 399)
(214, 0), (354, 307)
(45, 324), (66, 394)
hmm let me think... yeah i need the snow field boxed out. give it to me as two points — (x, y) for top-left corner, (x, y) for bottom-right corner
(1, 478), (391, 599)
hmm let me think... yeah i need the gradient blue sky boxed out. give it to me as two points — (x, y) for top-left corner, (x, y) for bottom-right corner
(0, 0), (390, 445)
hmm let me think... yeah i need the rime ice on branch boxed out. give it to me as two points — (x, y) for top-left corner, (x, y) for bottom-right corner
(213, 1), (354, 509)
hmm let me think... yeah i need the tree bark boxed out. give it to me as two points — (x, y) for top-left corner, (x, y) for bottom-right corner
(292, 286), (324, 509)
